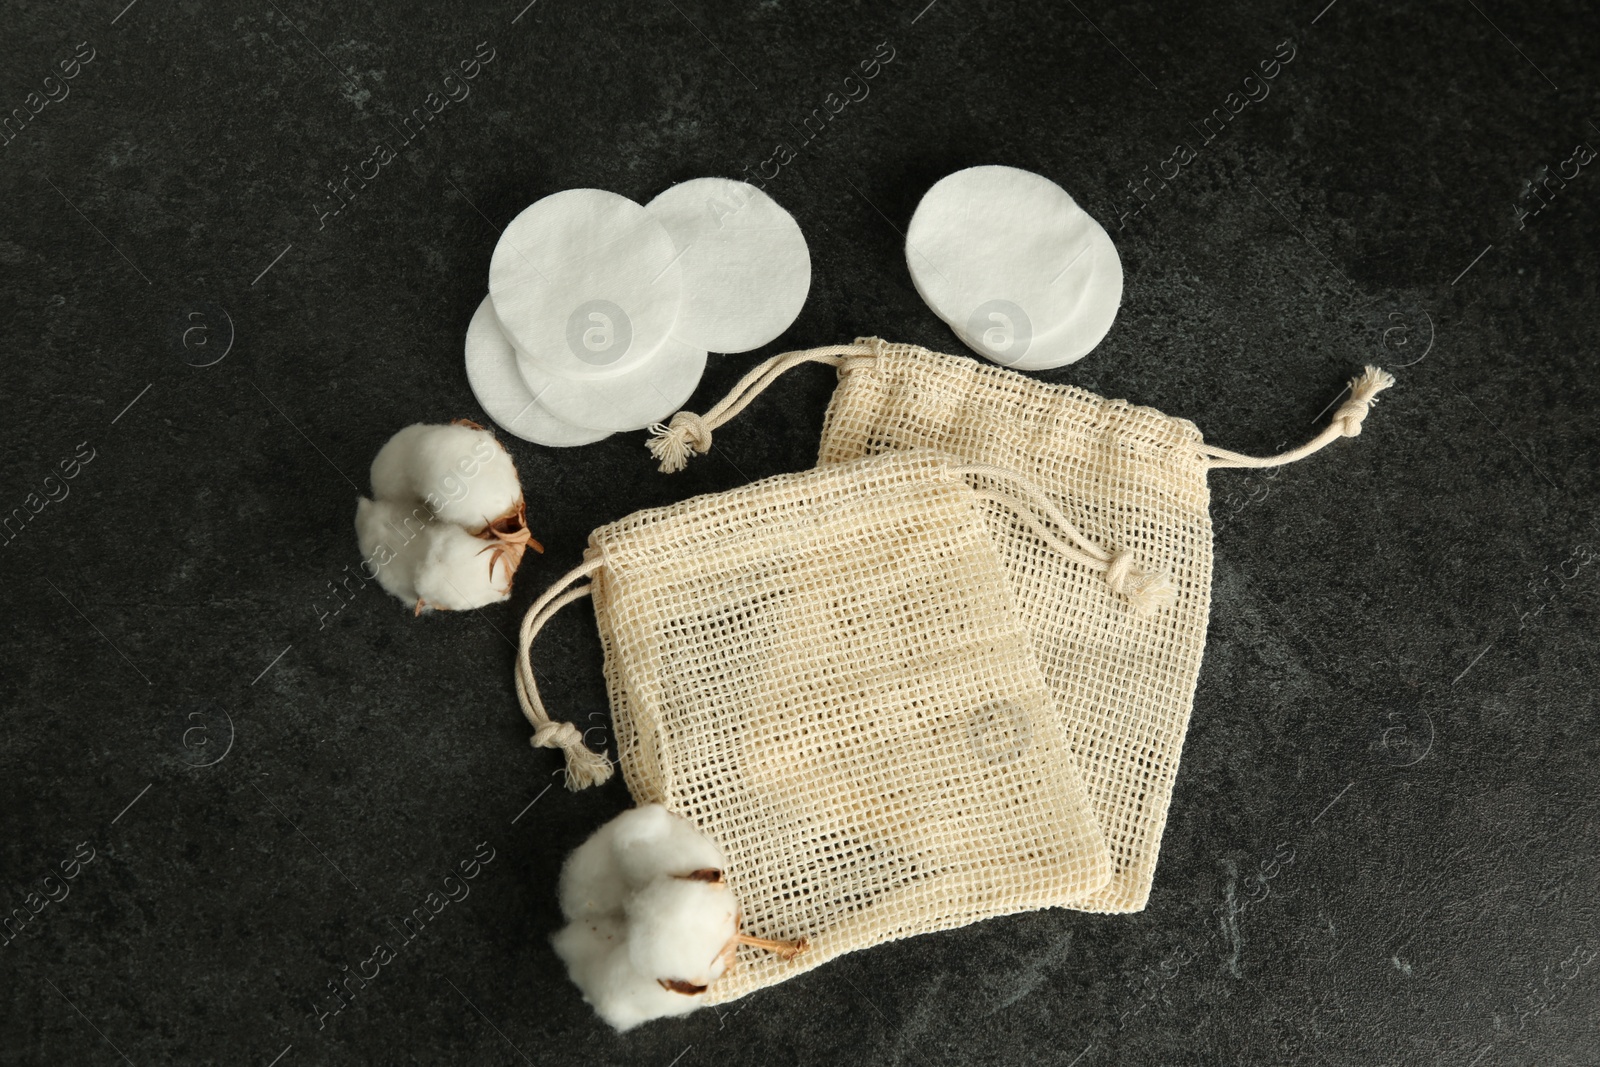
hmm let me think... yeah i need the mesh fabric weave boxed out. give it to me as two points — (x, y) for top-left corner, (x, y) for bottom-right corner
(818, 341), (1214, 914)
(586, 450), (1112, 1000)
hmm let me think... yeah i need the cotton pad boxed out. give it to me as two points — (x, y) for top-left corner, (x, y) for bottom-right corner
(954, 218), (1123, 370)
(645, 178), (811, 353)
(464, 296), (610, 448)
(489, 189), (683, 380)
(906, 165), (1122, 369)
(517, 334), (707, 433)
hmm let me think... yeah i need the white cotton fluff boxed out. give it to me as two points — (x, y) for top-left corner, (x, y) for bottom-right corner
(369, 424), (432, 504)
(369, 422), (522, 532)
(552, 804), (740, 1031)
(411, 521), (513, 611)
(558, 804), (728, 921)
(354, 497), (438, 607)
(553, 918), (706, 1031)
(610, 804), (729, 888)
(624, 876), (738, 988)
(550, 916), (625, 997)
(361, 421), (535, 614)
(558, 819), (632, 923)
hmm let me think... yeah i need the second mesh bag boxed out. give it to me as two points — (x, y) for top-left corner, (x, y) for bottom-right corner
(648, 337), (1396, 914)
(515, 449), (1114, 1002)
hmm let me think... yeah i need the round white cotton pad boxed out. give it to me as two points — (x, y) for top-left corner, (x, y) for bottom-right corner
(645, 178), (811, 353)
(955, 217), (1123, 369)
(516, 335), (707, 433)
(489, 189), (683, 380)
(906, 165), (1122, 368)
(464, 296), (610, 448)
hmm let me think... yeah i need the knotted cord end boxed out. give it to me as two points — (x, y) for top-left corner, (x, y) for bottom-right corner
(530, 720), (615, 790)
(647, 411), (713, 473)
(1105, 549), (1179, 616)
(1332, 366), (1397, 438)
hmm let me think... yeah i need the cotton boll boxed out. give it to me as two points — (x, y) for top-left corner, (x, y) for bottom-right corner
(409, 423), (523, 532)
(552, 804), (739, 1031)
(551, 916), (626, 1003)
(589, 936), (706, 1031)
(369, 424), (433, 504)
(354, 497), (437, 607)
(367, 422), (523, 533)
(558, 820), (629, 922)
(625, 876), (738, 990)
(412, 521), (513, 611)
(611, 804), (727, 887)
(365, 422), (537, 610)
(553, 903), (707, 1032)
(558, 805), (722, 921)
(553, 805), (807, 1030)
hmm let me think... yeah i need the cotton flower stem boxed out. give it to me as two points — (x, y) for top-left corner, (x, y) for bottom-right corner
(734, 932), (810, 960)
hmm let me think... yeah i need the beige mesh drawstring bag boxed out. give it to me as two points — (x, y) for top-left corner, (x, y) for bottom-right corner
(512, 449), (1175, 1001)
(648, 338), (1396, 914)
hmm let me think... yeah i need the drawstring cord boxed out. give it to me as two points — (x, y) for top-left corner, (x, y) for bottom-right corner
(652, 342), (1395, 476)
(955, 464), (1179, 616)
(647, 342), (879, 472)
(1200, 366), (1396, 469)
(514, 557), (614, 790)
(645, 341), (1394, 614)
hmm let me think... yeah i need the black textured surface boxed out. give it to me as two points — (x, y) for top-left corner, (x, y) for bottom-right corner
(3, 1), (1598, 1064)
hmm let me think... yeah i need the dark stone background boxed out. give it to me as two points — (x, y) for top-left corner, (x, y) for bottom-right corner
(2, 0), (1596, 1064)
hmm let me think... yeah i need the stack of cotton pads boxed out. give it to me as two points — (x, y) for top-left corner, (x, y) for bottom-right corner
(906, 165), (1122, 370)
(466, 179), (812, 447)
